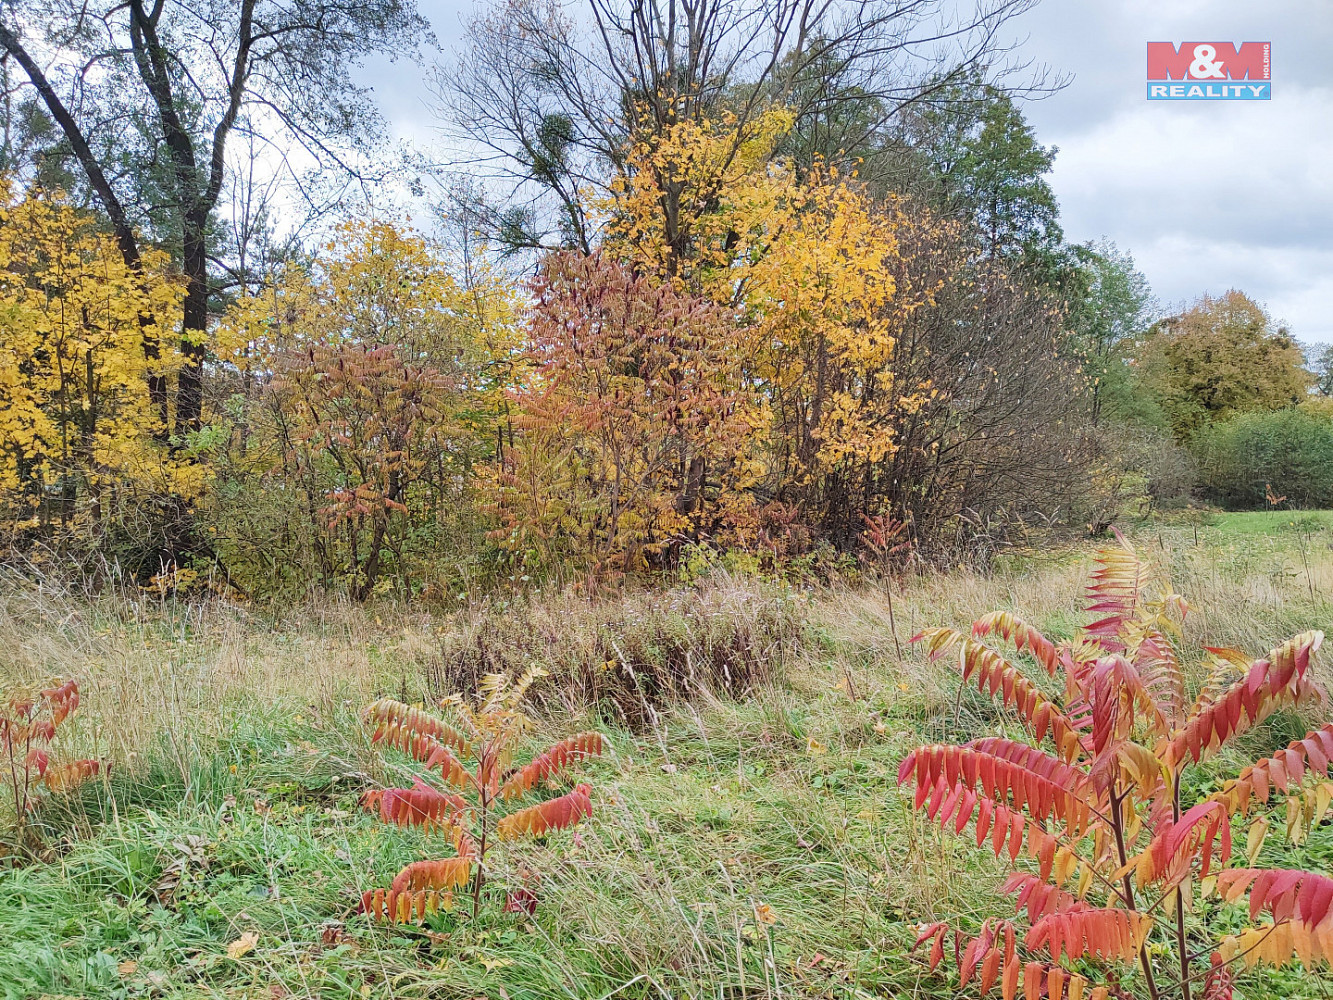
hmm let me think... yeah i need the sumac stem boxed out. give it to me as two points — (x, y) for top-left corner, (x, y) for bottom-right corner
(1111, 786), (1160, 1000)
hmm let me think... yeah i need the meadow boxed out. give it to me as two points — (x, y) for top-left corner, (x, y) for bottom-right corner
(2, 512), (1331, 1000)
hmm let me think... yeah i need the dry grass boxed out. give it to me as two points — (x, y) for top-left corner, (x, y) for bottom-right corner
(2, 514), (1328, 771)
(0, 513), (1330, 999)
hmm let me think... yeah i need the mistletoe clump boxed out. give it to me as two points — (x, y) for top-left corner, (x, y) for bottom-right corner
(901, 533), (1327, 999)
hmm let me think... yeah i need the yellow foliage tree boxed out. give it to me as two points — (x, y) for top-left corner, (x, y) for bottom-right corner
(603, 111), (940, 547)
(209, 219), (517, 598)
(1136, 290), (1313, 442)
(0, 183), (186, 557)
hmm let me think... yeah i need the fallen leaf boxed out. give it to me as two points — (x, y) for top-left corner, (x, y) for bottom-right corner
(227, 931), (259, 960)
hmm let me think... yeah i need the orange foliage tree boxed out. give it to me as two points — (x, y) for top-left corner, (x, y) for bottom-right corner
(359, 670), (604, 920)
(902, 533), (1327, 999)
(488, 251), (761, 577)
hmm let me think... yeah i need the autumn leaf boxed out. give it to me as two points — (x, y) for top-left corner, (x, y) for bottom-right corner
(226, 931), (259, 959)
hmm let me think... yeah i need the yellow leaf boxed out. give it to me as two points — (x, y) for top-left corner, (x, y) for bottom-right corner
(1246, 815), (1269, 865)
(1314, 782), (1333, 827)
(806, 737), (826, 756)
(226, 931), (259, 960)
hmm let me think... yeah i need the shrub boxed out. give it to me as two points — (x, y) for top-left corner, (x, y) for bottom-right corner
(1194, 406), (1333, 510)
(413, 584), (804, 727)
(487, 250), (759, 579)
(1, 678), (101, 854)
(205, 220), (508, 599)
(902, 533), (1327, 998)
(358, 671), (605, 920)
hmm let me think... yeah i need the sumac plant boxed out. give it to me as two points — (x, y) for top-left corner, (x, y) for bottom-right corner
(901, 534), (1328, 999)
(2, 678), (100, 851)
(359, 669), (604, 921)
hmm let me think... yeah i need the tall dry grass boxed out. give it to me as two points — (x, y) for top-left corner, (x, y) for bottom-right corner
(0, 572), (804, 769)
(0, 521), (1330, 999)
(1, 520), (1327, 770)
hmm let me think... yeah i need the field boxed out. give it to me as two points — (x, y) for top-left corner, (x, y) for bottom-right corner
(2, 512), (1332, 1000)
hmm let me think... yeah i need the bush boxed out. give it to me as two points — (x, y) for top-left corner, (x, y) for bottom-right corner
(905, 533), (1329, 998)
(204, 220), (508, 600)
(1194, 406), (1333, 509)
(404, 582), (807, 727)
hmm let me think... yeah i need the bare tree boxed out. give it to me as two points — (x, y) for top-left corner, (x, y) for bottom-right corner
(0, 0), (429, 437)
(876, 226), (1094, 555)
(434, 0), (1049, 257)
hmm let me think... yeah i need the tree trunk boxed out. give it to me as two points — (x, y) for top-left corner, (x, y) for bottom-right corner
(175, 217), (210, 438)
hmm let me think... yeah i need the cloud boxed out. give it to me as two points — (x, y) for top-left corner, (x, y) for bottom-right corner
(1015, 2), (1333, 342)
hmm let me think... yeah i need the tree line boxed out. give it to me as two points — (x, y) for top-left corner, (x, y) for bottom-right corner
(0, 0), (1327, 597)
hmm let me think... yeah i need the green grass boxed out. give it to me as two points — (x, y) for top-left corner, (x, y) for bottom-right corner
(1200, 510), (1333, 537)
(2, 521), (1333, 999)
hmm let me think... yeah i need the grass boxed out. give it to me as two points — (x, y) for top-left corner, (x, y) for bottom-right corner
(1, 511), (1331, 999)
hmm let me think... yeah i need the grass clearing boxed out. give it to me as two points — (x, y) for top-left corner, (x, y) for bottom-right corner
(2, 512), (1332, 999)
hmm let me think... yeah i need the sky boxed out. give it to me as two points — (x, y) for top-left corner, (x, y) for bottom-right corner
(362, 0), (1333, 344)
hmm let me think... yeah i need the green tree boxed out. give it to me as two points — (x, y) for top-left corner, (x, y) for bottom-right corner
(922, 86), (1062, 267)
(1137, 290), (1312, 442)
(1310, 342), (1333, 396)
(1066, 240), (1154, 426)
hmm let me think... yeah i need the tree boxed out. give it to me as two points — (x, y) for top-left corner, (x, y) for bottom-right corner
(208, 220), (507, 599)
(919, 84), (1062, 269)
(1066, 241), (1154, 426)
(0, 0), (428, 438)
(488, 251), (760, 577)
(602, 113), (919, 545)
(1310, 342), (1333, 396)
(0, 183), (188, 560)
(1136, 291), (1312, 443)
(434, 0), (1047, 259)
(600, 113), (1092, 555)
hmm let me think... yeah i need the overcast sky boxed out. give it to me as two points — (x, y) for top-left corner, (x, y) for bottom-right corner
(363, 0), (1333, 344)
